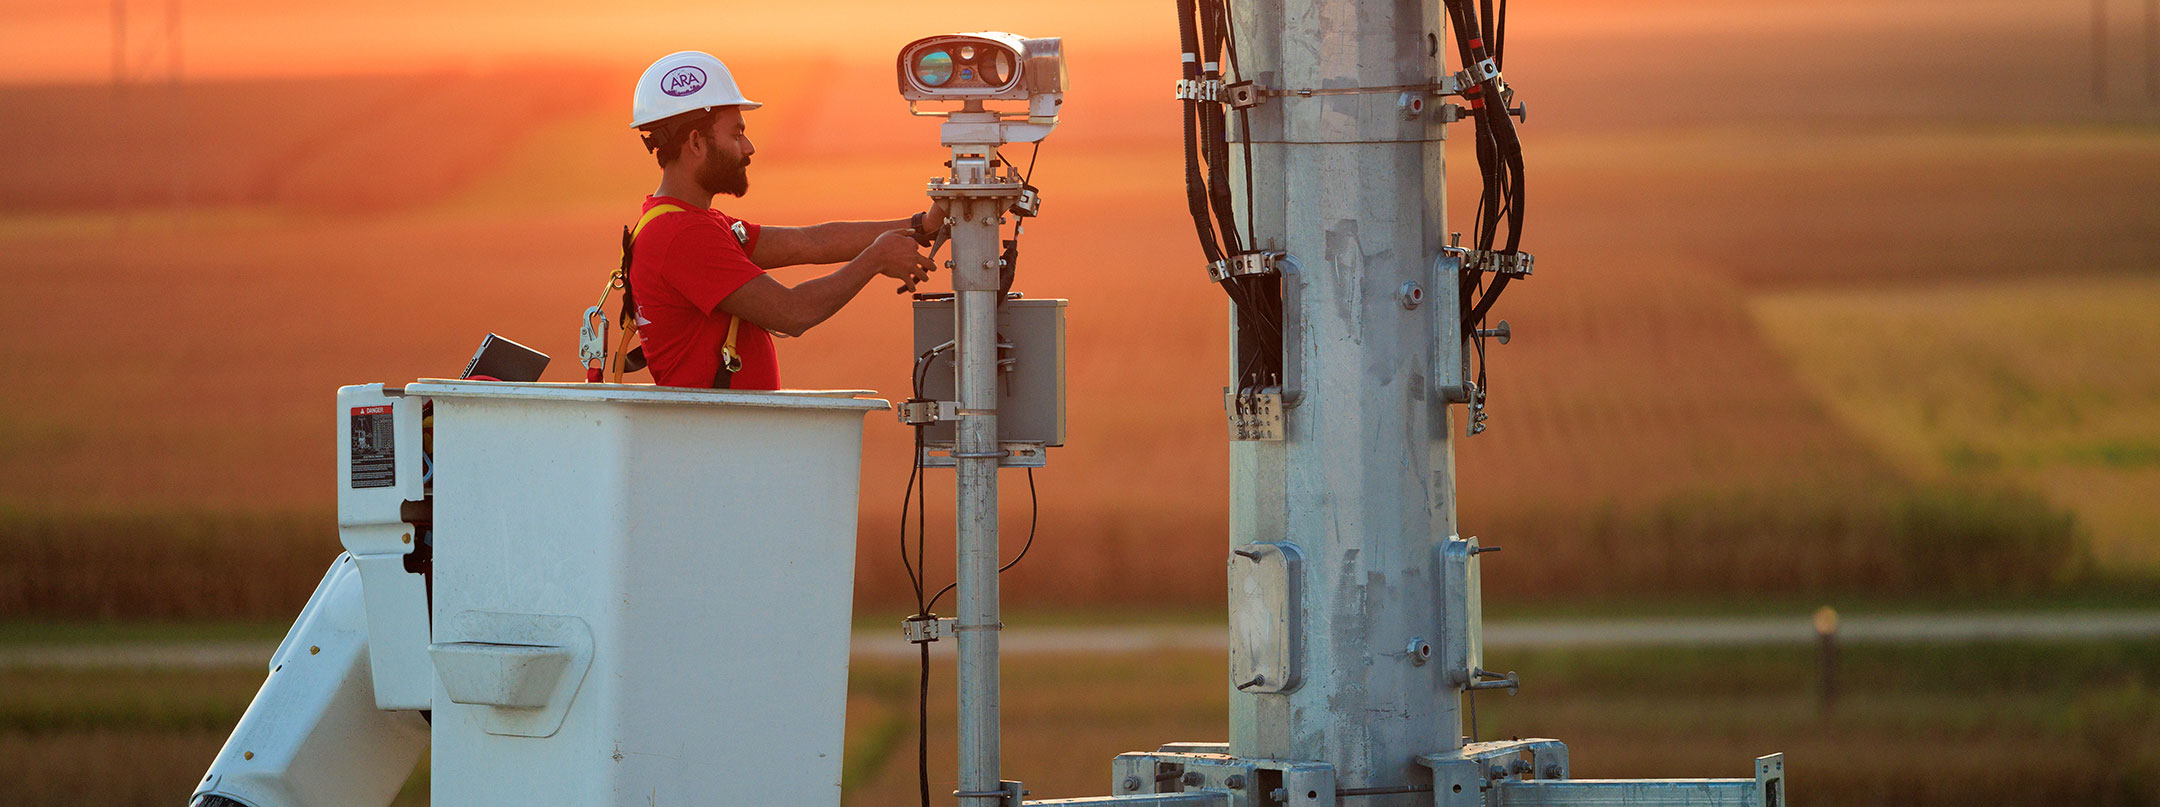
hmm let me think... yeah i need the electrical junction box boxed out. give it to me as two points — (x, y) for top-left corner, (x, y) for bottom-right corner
(912, 296), (1067, 447)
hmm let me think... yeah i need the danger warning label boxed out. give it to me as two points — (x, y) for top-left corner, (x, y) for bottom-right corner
(350, 405), (396, 489)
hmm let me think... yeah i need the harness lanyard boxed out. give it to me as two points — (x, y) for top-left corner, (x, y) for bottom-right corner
(605, 205), (745, 385)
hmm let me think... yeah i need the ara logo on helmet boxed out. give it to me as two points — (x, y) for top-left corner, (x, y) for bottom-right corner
(661, 66), (708, 97)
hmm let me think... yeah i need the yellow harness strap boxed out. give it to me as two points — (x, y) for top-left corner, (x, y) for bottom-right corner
(612, 204), (745, 384)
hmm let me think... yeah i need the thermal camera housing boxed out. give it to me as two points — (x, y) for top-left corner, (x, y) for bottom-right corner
(898, 32), (1065, 123)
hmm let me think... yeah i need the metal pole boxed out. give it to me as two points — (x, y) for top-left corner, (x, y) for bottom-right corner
(1227, 0), (1460, 797)
(1813, 607), (1839, 716)
(936, 120), (1018, 805)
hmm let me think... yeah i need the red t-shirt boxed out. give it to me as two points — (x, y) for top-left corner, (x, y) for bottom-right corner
(628, 195), (780, 390)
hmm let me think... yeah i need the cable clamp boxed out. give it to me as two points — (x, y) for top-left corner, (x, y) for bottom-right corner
(898, 399), (956, 426)
(1462, 58), (1502, 85)
(1207, 251), (1282, 283)
(903, 615), (957, 644)
(1225, 385), (1287, 442)
(1226, 80), (1264, 109)
(1174, 78), (1224, 101)
(1446, 246), (1535, 277)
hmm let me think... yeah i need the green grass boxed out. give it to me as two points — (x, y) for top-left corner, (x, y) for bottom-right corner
(0, 620), (287, 647)
(1750, 275), (2160, 571)
(11, 636), (2157, 805)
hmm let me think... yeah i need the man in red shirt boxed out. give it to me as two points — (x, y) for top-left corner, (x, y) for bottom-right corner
(627, 51), (940, 390)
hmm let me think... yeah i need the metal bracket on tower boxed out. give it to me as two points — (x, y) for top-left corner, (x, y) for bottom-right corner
(1096, 749), (1335, 807)
(903, 615), (958, 644)
(1175, 78), (1225, 101)
(1223, 387), (1285, 442)
(1207, 251), (1282, 284)
(1420, 745), (1787, 807)
(1446, 246), (1535, 277)
(899, 399), (958, 426)
(921, 442), (1049, 469)
(1461, 58), (1502, 86)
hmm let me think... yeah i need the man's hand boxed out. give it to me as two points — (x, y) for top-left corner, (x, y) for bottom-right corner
(923, 201), (948, 233)
(862, 229), (936, 293)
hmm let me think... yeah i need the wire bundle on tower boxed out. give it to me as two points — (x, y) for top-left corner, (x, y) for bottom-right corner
(1442, 0), (1528, 403)
(1177, 0), (1283, 393)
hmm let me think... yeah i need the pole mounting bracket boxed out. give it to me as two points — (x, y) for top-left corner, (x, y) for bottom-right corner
(1445, 246), (1536, 277)
(1207, 251), (1282, 284)
(903, 615), (957, 645)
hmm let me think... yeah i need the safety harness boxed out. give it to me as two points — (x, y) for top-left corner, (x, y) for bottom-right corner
(581, 204), (744, 388)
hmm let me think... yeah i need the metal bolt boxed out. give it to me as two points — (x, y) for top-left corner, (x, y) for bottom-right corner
(1399, 281), (1425, 309)
(1397, 92), (1426, 120)
(1407, 637), (1433, 666)
(1271, 788), (1288, 803)
(1474, 320), (1511, 345)
(1183, 771), (1204, 787)
(1540, 764), (1563, 780)
(1489, 764), (1508, 779)
(1121, 776), (1143, 793)
(1236, 674), (1268, 690)
(1225, 774), (1247, 789)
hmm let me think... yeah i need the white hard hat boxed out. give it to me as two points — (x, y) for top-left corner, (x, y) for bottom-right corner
(630, 51), (762, 129)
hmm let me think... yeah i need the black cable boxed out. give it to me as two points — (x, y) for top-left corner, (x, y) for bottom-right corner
(917, 640), (931, 807)
(1481, 0), (1496, 57)
(901, 426), (924, 604)
(1442, 0), (1529, 334)
(1495, 0), (1510, 69)
(904, 349), (937, 807)
(1176, 0), (1225, 266)
(1219, 1), (1258, 249)
(1198, 0), (1243, 257)
(925, 467), (1038, 615)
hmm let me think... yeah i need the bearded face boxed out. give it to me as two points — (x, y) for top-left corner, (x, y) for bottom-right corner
(693, 128), (750, 197)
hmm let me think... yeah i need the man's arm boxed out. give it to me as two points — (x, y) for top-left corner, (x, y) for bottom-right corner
(750, 219), (905, 268)
(720, 230), (934, 337)
(750, 203), (946, 268)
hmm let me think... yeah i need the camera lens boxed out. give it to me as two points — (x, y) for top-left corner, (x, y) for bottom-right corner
(915, 49), (954, 87)
(985, 50), (1014, 85)
(958, 45), (977, 61)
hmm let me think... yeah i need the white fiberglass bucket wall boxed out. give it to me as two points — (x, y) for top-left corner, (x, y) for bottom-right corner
(409, 382), (886, 807)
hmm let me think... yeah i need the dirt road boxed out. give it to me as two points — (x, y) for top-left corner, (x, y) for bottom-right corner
(7, 610), (2155, 670)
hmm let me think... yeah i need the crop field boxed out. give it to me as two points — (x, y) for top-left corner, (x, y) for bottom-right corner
(1, 0), (2156, 616)
(4, 634), (2157, 805)
(1753, 276), (2160, 570)
(2, 2), (2157, 805)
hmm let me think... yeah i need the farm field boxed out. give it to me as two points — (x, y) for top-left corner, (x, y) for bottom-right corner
(1754, 276), (2160, 570)
(4, 636), (2156, 806)
(0, 4), (2153, 611)
(3, 1), (2158, 804)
